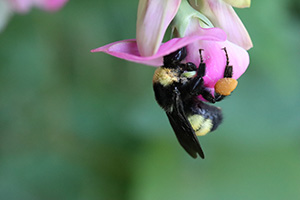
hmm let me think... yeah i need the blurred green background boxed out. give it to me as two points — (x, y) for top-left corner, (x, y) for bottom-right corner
(1, 0), (300, 199)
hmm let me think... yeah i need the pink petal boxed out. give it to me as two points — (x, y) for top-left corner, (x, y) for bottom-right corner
(185, 39), (249, 96)
(91, 27), (226, 66)
(36, 0), (68, 11)
(136, 0), (181, 56)
(91, 39), (163, 66)
(190, 0), (253, 50)
(9, 0), (68, 13)
(10, 0), (33, 13)
(181, 13), (249, 91)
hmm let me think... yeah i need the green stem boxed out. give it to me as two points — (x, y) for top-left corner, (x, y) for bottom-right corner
(171, 0), (213, 37)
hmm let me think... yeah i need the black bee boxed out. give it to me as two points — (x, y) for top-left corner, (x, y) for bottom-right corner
(153, 47), (234, 158)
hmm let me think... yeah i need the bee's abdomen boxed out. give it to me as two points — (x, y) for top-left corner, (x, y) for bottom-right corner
(186, 100), (223, 136)
(187, 115), (213, 136)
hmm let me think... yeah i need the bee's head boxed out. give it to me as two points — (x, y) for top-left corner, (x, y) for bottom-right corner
(163, 47), (187, 68)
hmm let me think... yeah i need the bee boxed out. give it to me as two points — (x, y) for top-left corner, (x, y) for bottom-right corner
(153, 47), (236, 158)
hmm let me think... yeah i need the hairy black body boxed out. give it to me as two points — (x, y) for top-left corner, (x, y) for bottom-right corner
(153, 47), (232, 158)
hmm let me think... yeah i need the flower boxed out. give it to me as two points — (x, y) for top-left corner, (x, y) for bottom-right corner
(172, 1), (249, 91)
(91, 28), (227, 66)
(92, 0), (250, 96)
(0, 0), (68, 32)
(9, 0), (68, 13)
(188, 0), (252, 50)
(136, 0), (181, 57)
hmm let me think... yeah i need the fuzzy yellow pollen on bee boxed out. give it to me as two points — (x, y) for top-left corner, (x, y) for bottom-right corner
(188, 115), (213, 136)
(153, 67), (179, 87)
(214, 78), (238, 96)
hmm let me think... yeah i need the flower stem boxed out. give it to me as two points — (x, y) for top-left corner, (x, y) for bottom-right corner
(171, 0), (213, 37)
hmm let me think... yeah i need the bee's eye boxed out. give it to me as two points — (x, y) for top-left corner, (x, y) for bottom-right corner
(163, 47), (187, 65)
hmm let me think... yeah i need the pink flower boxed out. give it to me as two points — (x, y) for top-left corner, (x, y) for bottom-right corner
(0, 0), (68, 32)
(181, 20), (249, 92)
(136, 0), (181, 57)
(189, 0), (252, 50)
(9, 0), (68, 13)
(91, 28), (227, 67)
(92, 0), (250, 96)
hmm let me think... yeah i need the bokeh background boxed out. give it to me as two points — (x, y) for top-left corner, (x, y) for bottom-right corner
(1, 0), (300, 199)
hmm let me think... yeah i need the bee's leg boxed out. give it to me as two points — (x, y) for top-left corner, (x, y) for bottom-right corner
(188, 49), (207, 92)
(187, 48), (236, 103)
(182, 49), (234, 104)
(201, 88), (216, 103)
(224, 65), (233, 78)
(214, 93), (225, 102)
(181, 49), (209, 97)
(189, 49), (214, 100)
(197, 49), (206, 77)
(187, 70), (205, 96)
(221, 47), (233, 79)
(214, 47), (234, 102)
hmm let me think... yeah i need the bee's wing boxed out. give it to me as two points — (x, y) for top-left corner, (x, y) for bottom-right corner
(166, 89), (205, 159)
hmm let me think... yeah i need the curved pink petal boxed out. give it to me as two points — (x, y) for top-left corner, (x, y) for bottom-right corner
(190, 0), (253, 50)
(91, 39), (163, 66)
(182, 13), (249, 90)
(136, 0), (181, 56)
(185, 39), (249, 98)
(91, 27), (226, 66)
